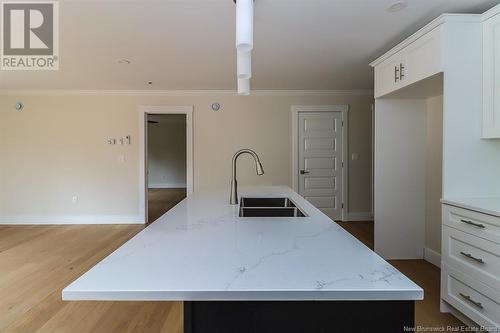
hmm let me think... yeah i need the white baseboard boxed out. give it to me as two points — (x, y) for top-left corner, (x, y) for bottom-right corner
(424, 247), (441, 268)
(346, 212), (373, 221)
(0, 215), (145, 225)
(148, 183), (187, 189)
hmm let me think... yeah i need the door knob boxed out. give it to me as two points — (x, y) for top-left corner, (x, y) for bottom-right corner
(300, 170), (310, 175)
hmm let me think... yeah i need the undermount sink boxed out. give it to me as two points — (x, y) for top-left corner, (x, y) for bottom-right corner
(239, 197), (306, 217)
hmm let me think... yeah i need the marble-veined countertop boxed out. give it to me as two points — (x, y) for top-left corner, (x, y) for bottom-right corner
(62, 186), (423, 301)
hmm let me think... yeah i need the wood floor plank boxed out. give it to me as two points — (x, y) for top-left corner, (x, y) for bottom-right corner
(148, 188), (186, 222)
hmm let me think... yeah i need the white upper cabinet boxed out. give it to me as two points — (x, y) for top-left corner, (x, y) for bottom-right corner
(374, 52), (405, 98)
(482, 7), (500, 139)
(372, 25), (443, 99)
(402, 26), (442, 87)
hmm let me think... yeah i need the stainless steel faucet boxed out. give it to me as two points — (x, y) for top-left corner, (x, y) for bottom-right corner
(230, 149), (264, 205)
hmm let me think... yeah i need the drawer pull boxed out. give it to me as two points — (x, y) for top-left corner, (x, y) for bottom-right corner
(459, 293), (484, 309)
(459, 251), (484, 264)
(460, 219), (485, 229)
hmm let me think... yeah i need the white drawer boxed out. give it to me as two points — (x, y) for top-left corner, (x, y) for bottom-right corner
(443, 225), (500, 291)
(441, 264), (500, 329)
(442, 204), (500, 244)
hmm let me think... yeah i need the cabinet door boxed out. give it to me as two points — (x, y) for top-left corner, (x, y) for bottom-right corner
(403, 25), (443, 87)
(374, 53), (404, 98)
(483, 12), (500, 139)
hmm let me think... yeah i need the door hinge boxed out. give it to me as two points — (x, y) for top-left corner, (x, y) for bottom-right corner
(341, 121), (344, 127)
(342, 203), (344, 209)
(342, 161), (344, 168)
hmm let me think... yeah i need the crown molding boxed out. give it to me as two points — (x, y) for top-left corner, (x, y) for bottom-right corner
(482, 3), (500, 21)
(370, 13), (480, 67)
(0, 89), (374, 97)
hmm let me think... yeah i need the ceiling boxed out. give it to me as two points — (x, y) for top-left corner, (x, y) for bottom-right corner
(1, 0), (497, 91)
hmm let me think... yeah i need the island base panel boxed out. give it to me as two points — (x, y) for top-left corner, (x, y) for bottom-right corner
(184, 300), (414, 333)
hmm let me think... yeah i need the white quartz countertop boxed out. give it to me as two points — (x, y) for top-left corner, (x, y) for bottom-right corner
(442, 197), (500, 218)
(63, 186), (423, 301)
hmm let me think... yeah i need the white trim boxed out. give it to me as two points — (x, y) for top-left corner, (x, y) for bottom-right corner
(371, 103), (375, 218)
(482, 4), (500, 21)
(0, 89), (373, 97)
(148, 183), (187, 189)
(370, 14), (480, 67)
(139, 105), (194, 224)
(0, 215), (143, 225)
(424, 247), (441, 268)
(291, 105), (349, 221)
(346, 212), (373, 222)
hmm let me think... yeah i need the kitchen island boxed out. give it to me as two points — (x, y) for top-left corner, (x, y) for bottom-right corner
(63, 186), (423, 332)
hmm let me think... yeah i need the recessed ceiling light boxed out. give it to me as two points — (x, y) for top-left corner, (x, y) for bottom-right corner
(117, 59), (131, 65)
(387, 1), (407, 12)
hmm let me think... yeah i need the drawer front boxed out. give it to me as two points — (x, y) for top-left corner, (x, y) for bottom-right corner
(441, 264), (500, 328)
(442, 204), (500, 244)
(443, 226), (500, 291)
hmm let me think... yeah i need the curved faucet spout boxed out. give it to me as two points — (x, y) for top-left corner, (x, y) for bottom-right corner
(230, 149), (264, 205)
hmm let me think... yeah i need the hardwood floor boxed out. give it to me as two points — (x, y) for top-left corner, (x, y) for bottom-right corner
(337, 221), (466, 330)
(0, 225), (182, 333)
(0, 220), (467, 332)
(148, 188), (187, 223)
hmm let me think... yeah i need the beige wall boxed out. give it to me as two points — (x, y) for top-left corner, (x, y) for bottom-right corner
(425, 95), (443, 254)
(0, 93), (373, 221)
(147, 115), (186, 187)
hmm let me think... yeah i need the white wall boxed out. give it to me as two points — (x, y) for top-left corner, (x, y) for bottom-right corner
(0, 93), (374, 223)
(147, 115), (186, 188)
(375, 95), (444, 260)
(425, 95), (443, 255)
(374, 99), (427, 259)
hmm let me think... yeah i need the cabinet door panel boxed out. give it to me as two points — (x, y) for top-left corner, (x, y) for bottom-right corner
(483, 12), (500, 138)
(403, 26), (443, 86)
(374, 53), (403, 98)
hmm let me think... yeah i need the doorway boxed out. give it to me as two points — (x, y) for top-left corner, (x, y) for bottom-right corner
(139, 106), (193, 223)
(146, 114), (187, 222)
(292, 105), (348, 221)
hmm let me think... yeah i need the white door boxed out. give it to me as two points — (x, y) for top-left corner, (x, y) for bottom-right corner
(298, 112), (343, 220)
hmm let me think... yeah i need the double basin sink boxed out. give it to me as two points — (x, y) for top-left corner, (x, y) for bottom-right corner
(239, 197), (307, 218)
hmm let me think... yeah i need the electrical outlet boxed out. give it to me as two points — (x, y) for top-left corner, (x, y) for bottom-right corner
(351, 153), (360, 161)
(72, 196), (78, 204)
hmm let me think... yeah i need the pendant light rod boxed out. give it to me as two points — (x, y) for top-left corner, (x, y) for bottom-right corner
(237, 50), (252, 79)
(238, 78), (250, 95)
(235, 0), (254, 52)
(234, 0), (255, 95)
